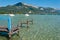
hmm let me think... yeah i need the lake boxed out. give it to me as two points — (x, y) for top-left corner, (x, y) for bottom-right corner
(0, 14), (60, 40)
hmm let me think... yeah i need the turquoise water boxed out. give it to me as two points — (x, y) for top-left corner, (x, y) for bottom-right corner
(0, 14), (60, 40)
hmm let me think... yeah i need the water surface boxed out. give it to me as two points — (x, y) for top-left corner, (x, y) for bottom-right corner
(0, 14), (60, 40)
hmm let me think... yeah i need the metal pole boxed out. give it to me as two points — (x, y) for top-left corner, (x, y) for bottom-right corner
(8, 16), (11, 31)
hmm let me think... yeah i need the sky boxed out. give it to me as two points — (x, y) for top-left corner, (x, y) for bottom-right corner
(0, 0), (60, 9)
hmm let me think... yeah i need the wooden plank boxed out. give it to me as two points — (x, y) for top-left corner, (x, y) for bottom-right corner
(0, 29), (8, 32)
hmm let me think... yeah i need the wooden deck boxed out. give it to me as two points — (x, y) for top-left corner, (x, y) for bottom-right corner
(0, 26), (19, 40)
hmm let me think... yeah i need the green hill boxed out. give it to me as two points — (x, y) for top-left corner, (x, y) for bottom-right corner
(0, 2), (60, 14)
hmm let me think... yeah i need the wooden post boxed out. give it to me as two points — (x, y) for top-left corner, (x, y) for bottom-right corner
(9, 31), (12, 40)
(17, 30), (20, 37)
(27, 20), (29, 28)
(20, 22), (22, 27)
(16, 30), (20, 37)
(32, 19), (33, 24)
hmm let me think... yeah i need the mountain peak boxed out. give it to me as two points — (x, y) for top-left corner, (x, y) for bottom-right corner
(14, 2), (23, 6)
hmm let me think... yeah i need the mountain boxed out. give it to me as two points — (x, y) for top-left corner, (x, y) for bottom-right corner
(0, 2), (60, 14)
